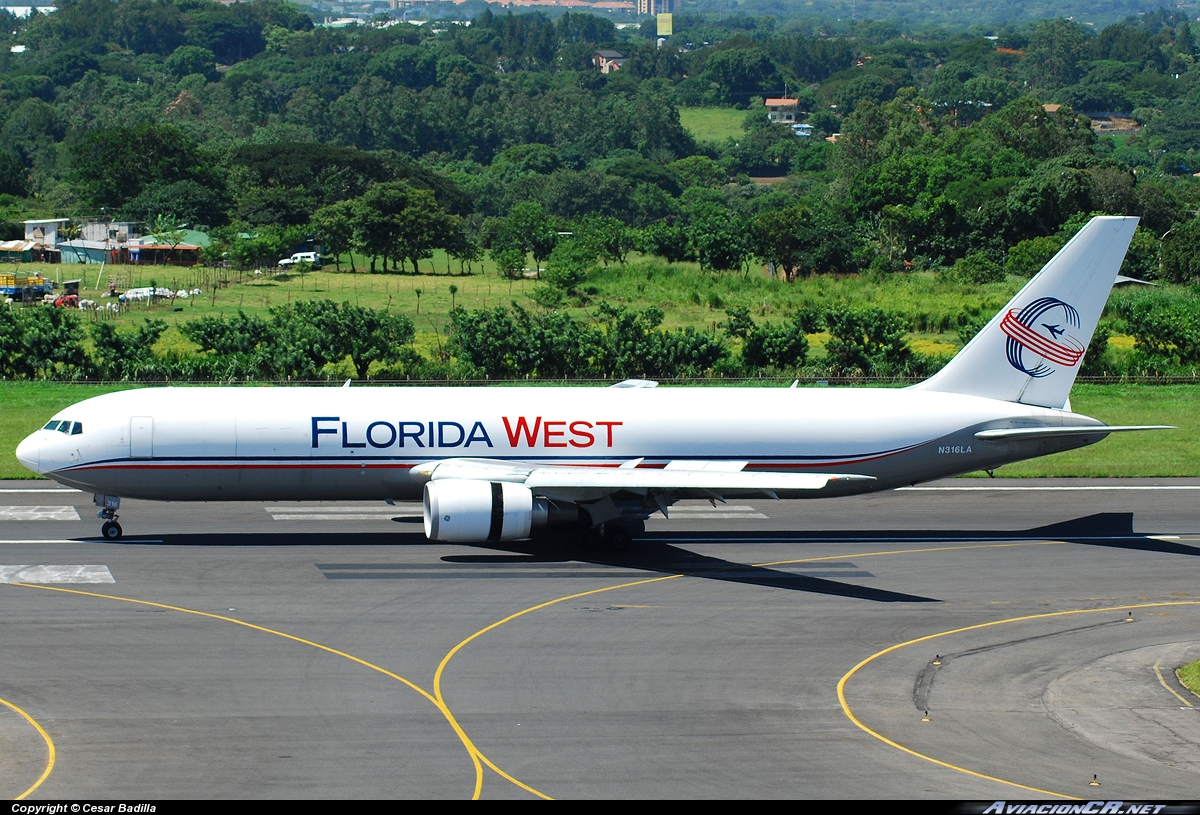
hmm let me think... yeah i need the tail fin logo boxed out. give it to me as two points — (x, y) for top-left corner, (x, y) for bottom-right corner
(1000, 297), (1085, 378)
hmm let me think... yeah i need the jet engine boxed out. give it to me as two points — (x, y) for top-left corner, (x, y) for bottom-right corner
(423, 480), (582, 542)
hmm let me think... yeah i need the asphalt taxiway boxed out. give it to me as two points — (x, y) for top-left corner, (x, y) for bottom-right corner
(1, 478), (1198, 799)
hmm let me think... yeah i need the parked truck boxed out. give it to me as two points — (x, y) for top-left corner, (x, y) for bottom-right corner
(0, 272), (52, 301)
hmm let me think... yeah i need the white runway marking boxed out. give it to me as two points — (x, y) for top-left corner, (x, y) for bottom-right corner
(0, 488), (82, 493)
(0, 539), (89, 544)
(664, 505), (769, 520)
(0, 539), (161, 544)
(900, 485), (1200, 491)
(266, 506), (421, 521)
(0, 564), (114, 583)
(0, 505), (81, 521)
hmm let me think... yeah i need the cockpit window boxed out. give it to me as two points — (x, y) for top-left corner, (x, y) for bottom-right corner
(71, 422), (82, 435)
(43, 420), (60, 431)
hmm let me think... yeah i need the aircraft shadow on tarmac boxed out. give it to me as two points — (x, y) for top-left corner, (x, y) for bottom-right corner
(443, 537), (938, 603)
(99, 512), (1196, 604)
(438, 512), (1198, 602)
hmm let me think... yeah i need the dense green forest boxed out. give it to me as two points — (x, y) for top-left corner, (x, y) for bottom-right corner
(3, 1), (1200, 381)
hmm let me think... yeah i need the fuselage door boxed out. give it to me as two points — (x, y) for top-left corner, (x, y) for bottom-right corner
(130, 416), (154, 459)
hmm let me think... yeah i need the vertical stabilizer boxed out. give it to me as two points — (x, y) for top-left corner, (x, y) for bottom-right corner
(913, 216), (1138, 408)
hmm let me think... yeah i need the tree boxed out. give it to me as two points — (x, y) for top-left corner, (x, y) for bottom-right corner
(637, 220), (691, 264)
(393, 187), (453, 274)
(311, 200), (357, 272)
(0, 307), (89, 379)
(833, 99), (892, 176)
(332, 303), (416, 379)
(751, 206), (811, 282)
(700, 48), (783, 105)
(366, 44), (437, 90)
(1004, 159), (1093, 239)
(685, 202), (750, 272)
(574, 215), (633, 267)
(742, 320), (809, 371)
(1176, 21), (1196, 57)
(230, 143), (390, 207)
(164, 45), (218, 80)
(491, 247), (526, 280)
(118, 180), (229, 227)
(502, 202), (558, 274)
(542, 238), (596, 292)
(1020, 18), (1088, 94)
(595, 303), (726, 378)
(668, 156), (727, 190)
(0, 152), (29, 197)
(1120, 293), (1200, 367)
(90, 320), (168, 380)
(352, 181), (452, 273)
(150, 214), (187, 266)
(113, 0), (185, 55)
(825, 309), (913, 376)
(983, 98), (1094, 162)
(234, 300), (418, 380)
(69, 124), (221, 209)
(1, 99), (67, 169)
(183, 310), (276, 358)
(751, 202), (856, 279)
(1006, 235), (1064, 277)
(448, 305), (529, 378)
(444, 220), (483, 274)
(1160, 218), (1200, 284)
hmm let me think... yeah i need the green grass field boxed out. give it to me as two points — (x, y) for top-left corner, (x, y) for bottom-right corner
(3, 256), (1037, 361)
(2, 381), (1194, 479)
(958, 383), (1196, 477)
(678, 107), (747, 143)
(1179, 659), (1200, 696)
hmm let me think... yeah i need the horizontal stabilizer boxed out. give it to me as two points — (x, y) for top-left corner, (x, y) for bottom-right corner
(974, 425), (1174, 441)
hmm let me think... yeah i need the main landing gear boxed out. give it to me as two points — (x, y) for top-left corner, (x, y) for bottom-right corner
(577, 520), (644, 551)
(95, 494), (122, 540)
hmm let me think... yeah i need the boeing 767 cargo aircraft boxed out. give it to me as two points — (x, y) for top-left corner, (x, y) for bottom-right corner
(16, 217), (1168, 545)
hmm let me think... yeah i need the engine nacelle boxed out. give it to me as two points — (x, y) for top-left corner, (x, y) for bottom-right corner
(423, 480), (535, 542)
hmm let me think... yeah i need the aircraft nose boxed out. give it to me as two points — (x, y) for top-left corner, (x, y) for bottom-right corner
(15, 433), (40, 474)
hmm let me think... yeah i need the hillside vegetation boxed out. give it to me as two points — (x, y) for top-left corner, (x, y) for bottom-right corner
(2, 4), (1200, 383)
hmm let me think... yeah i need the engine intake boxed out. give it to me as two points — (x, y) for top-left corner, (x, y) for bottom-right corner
(423, 480), (536, 542)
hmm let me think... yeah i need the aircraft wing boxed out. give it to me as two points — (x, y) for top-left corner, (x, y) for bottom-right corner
(412, 457), (875, 501)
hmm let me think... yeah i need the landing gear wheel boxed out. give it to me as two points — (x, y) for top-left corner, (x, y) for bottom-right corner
(575, 526), (602, 551)
(101, 520), (122, 540)
(605, 525), (632, 550)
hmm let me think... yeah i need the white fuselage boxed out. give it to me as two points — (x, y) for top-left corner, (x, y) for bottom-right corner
(17, 385), (1102, 502)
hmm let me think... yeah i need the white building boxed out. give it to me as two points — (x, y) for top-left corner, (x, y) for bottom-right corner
(23, 218), (68, 246)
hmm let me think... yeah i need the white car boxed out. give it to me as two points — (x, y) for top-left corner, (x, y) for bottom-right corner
(278, 252), (320, 268)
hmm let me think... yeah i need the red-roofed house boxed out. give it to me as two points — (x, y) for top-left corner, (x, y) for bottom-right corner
(765, 97), (799, 124)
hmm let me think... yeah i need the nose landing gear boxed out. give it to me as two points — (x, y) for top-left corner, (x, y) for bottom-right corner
(94, 494), (122, 540)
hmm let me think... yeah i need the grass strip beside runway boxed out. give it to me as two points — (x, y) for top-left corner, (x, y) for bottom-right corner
(1179, 658), (1200, 696)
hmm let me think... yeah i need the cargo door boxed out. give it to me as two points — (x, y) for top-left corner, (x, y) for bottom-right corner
(130, 416), (153, 459)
